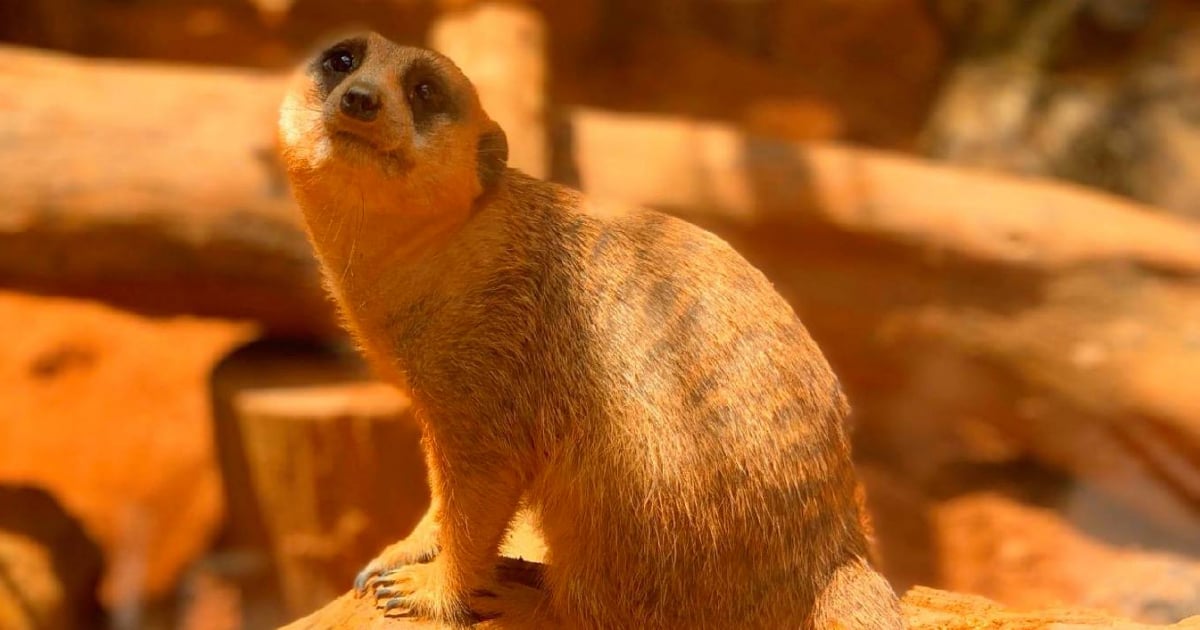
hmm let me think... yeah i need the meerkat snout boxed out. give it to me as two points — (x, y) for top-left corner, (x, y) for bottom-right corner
(340, 82), (382, 122)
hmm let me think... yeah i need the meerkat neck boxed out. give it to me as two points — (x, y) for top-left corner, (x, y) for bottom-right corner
(310, 205), (455, 294)
(294, 178), (480, 310)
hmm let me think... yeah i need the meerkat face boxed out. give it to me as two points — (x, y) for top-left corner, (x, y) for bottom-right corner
(278, 32), (508, 211)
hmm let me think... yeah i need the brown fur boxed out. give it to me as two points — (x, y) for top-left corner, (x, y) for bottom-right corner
(278, 32), (902, 629)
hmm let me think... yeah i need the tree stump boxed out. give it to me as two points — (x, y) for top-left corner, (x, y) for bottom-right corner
(232, 373), (429, 619)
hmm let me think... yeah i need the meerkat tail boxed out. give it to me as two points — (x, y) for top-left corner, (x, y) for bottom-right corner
(810, 556), (904, 630)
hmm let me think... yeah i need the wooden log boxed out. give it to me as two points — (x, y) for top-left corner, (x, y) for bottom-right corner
(430, 3), (548, 178)
(277, 569), (1200, 629)
(211, 340), (371, 556)
(0, 44), (331, 337)
(234, 380), (429, 619)
(559, 108), (1200, 275)
(208, 339), (377, 630)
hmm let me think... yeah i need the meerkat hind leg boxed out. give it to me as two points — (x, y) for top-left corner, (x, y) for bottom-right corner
(468, 573), (560, 628)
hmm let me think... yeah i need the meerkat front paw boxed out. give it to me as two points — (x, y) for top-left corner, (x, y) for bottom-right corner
(369, 562), (476, 626)
(354, 534), (441, 596)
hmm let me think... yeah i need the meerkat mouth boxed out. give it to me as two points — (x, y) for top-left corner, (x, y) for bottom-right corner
(330, 130), (413, 174)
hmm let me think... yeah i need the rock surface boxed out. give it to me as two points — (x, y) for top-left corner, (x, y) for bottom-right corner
(901, 586), (1200, 629)
(277, 572), (1200, 629)
(0, 290), (253, 609)
(936, 492), (1200, 623)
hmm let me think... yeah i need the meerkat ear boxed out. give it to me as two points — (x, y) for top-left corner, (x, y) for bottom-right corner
(476, 121), (508, 192)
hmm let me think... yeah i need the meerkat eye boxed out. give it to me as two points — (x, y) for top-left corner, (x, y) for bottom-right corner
(411, 82), (436, 102)
(406, 71), (454, 132)
(323, 48), (356, 73)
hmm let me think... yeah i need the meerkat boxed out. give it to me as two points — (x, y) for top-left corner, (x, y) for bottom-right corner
(277, 32), (903, 629)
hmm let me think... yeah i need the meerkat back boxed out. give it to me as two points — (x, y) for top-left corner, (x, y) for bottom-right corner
(278, 32), (903, 629)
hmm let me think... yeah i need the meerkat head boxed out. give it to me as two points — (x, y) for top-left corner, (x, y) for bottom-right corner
(278, 32), (508, 233)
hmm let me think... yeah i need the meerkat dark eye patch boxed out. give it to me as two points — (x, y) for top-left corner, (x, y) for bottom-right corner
(311, 37), (367, 96)
(403, 59), (461, 134)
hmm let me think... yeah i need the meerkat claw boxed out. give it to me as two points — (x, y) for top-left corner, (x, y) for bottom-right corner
(374, 569), (404, 585)
(354, 566), (391, 597)
(353, 569), (373, 596)
(381, 597), (413, 615)
(373, 586), (398, 600)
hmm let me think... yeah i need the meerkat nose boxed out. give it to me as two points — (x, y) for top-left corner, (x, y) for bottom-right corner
(340, 83), (382, 122)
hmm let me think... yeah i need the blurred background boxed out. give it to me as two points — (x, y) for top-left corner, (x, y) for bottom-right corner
(1, 0), (1199, 628)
